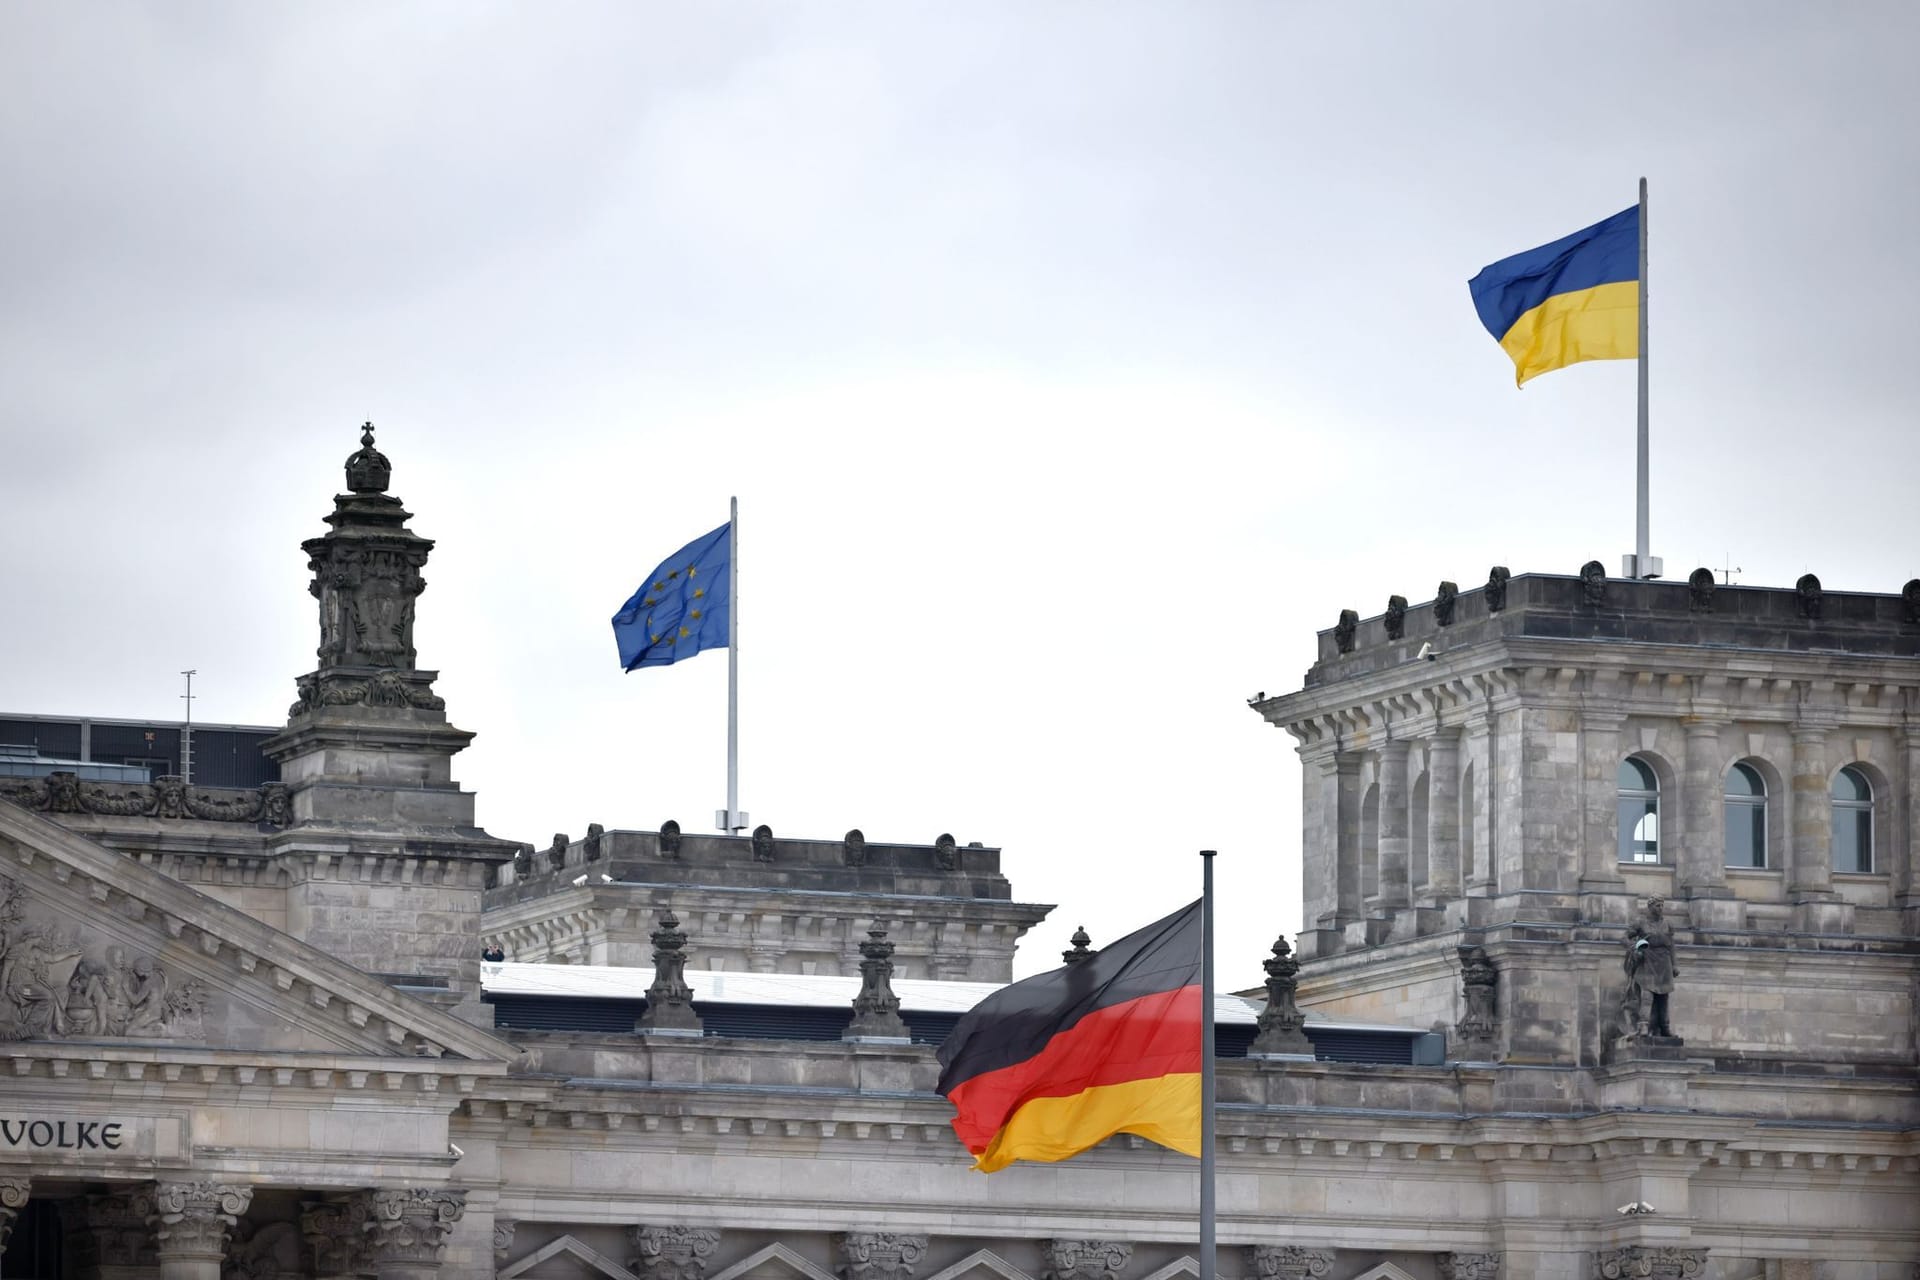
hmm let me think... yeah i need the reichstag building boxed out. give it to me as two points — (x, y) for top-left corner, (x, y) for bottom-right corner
(0, 430), (1912, 1279)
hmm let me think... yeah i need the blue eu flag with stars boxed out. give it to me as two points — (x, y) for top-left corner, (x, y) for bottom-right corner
(612, 523), (731, 671)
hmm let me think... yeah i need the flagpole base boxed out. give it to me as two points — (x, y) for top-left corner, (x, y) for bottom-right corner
(716, 809), (750, 833)
(1621, 554), (1663, 581)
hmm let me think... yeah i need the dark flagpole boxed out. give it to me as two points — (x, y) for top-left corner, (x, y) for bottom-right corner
(1199, 849), (1217, 1280)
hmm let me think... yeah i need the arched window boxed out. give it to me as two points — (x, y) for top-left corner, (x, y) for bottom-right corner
(1832, 766), (1874, 874)
(1617, 757), (1660, 864)
(1724, 762), (1767, 868)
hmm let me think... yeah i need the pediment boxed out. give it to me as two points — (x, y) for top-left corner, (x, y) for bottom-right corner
(1136, 1260), (1197, 1280)
(501, 1234), (640, 1279)
(0, 801), (514, 1066)
(1350, 1266), (1419, 1280)
(708, 1243), (840, 1280)
(922, 1250), (1034, 1280)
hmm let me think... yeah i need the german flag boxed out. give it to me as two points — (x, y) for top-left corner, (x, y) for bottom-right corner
(936, 900), (1204, 1172)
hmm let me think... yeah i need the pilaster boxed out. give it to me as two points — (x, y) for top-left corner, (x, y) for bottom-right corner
(1374, 740), (1412, 912)
(1320, 753), (1363, 928)
(1678, 721), (1729, 900)
(1788, 724), (1834, 901)
(1580, 711), (1627, 889)
(1425, 729), (1463, 902)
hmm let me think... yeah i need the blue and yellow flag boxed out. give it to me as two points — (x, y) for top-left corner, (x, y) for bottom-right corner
(1469, 206), (1638, 385)
(611, 523), (731, 671)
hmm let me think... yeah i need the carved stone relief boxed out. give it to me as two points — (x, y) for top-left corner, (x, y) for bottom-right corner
(1437, 1254), (1501, 1280)
(365, 1188), (465, 1269)
(88, 1187), (159, 1269)
(1580, 560), (1608, 606)
(1594, 1246), (1708, 1279)
(0, 772), (292, 830)
(0, 874), (206, 1041)
(1456, 945), (1499, 1055)
(151, 1181), (253, 1262)
(659, 820), (683, 859)
(1795, 574), (1823, 619)
(301, 1195), (371, 1276)
(751, 824), (775, 862)
(288, 668), (444, 717)
(836, 1231), (929, 1280)
(1041, 1238), (1132, 1280)
(630, 1225), (721, 1280)
(1246, 1245), (1334, 1280)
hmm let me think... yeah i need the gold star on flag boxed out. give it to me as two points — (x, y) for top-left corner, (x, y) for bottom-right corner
(678, 626), (690, 639)
(688, 565), (697, 576)
(690, 609), (702, 620)
(693, 588), (705, 599)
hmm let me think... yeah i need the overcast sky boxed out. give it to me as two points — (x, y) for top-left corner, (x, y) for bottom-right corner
(3, 4), (1916, 981)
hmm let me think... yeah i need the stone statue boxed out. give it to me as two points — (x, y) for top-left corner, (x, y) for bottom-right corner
(1456, 945), (1498, 1054)
(1384, 595), (1408, 640)
(1579, 560), (1608, 606)
(1623, 897), (1679, 1039)
(1334, 610), (1358, 655)
(1688, 567), (1716, 611)
(933, 833), (958, 871)
(751, 824), (775, 862)
(843, 829), (868, 866)
(659, 819), (682, 859)
(1796, 573), (1823, 619)
(584, 823), (605, 861)
(1485, 566), (1510, 613)
(1434, 580), (1458, 627)
(546, 834), (569, 875)
(1903, 578), (1920, 625)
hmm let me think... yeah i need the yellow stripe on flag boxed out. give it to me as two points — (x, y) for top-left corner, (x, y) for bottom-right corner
(971, 1072), (1202, 1173)
(1498, 278), (1639, 386)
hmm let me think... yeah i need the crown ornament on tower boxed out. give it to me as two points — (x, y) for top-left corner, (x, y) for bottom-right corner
(344, 421), (392, 494)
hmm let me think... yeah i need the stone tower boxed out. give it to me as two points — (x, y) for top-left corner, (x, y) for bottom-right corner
(262, 424), (514, 1019)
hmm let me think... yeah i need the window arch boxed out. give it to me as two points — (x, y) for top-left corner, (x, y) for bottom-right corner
(1832, 765), (1874, 873)
(1723, 761), (1767, 868)
(1617, 756), (1660, 864)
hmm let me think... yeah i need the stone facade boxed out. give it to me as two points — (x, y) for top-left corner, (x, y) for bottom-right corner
(0, 439), (1911, 1279)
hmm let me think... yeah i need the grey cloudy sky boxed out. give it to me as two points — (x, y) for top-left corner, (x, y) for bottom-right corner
(3, 3), (1916, 980)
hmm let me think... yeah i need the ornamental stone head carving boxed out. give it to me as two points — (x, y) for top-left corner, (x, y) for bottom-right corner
(659, 819), (682, 859)
(1903, 578), (1920, 624)
(1797, 573), (1823, 619)
(1333, 610), (1358, 654)
(1384, 595), (1409, 640)
(934, 833), (958, 871)
(1580, 560), (1608, 606)
(1688, 567), (1715, 611)
(843, 828), (868, 866)
(1486, 565), (1510, 612)
(751, 824), (774, 862)
(1434, 580), (1458, 627)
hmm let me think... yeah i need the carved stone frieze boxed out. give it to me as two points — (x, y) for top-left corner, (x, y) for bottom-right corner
(836, 1231), (929, 1280)
(1250, 934), (1311, 1055)
(0, 874), (206, 1041)
(1246, 1245), (1335, 1280)
(365, 1188), (466, 1268)
(845, 926), (909, 1039)
(1594, 1246), (1708, 1279)
(151, 1181), (253, 1261)
(1042, 1238), (1132, 1280)
(1438, 1252), (1501, 1280)
(0, 771), (294, 829)
(629, 1225), (721, 1280)
(288, 668), (444, 717)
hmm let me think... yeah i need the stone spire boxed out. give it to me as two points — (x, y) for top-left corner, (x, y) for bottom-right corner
(1249, 934), (1312, 1057)
(638, 911), (702, 1035)
(844, 925), (910, 1041)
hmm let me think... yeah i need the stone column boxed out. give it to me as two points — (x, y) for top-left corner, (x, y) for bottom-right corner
(1680, 720), (1729, 897)
(364, 1189), (466, 1280)
(0, 1176), (28, 1259)
(1245, 1245), (1335, 1280)
(1579, 712), (1627, 888)
(1425, 731), (1463, 901)
(149, 1182), (252, 1280)
(1374, 741), (1412, 912)
(1789, 725), (1833, 898)
(1316, 754), (1362, 926)
(1464, 720), (1494, 891)
(1897, 727), (1919, 921)
(89, 1187), (160, 1280)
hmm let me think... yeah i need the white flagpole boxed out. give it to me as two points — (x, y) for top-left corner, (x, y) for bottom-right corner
(723, 495), (744, 832)
(1631, 177), (1657, 579)
(1199, 849), (1217, 1280)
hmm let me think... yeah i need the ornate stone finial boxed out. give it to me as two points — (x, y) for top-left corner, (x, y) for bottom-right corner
(1062, 925), (1095, 966)
(1434, 580), (1459, 627)
(1687, 567), (1716, 611)
(1593, 1246), (1708, 1279)
(843, 828), (868, 866)
(1041, 1240), (1133, 1280)
(345, 421), (392, 494)
(1579, 559), (1608, 606)
(630, 1226), (722, 1280)
(1250, 935), (1311, 1056)
(639, 911), (701, 1034)
(1333, 609), (1359, 654)
(149, 1181), (254, 1265)
(1246, 1245), (1335, 1280)
(659, 819), (682, 859)
(1486, 566), (1510, 613)
(836, 1232), (929, 1280)
(845, 925), (909, 1040)
(1796, 573), (1823, 619)
(547, 834), (569, 874)
(365, 1189), (466, 1271)
(1384, 595), (1409, 640)
(1456, 945), (1499, 1057)
(1436, 1254), (1501, 1280)
(751, 824), (775, 862)
(934, 832), (959, 871)
(1903, 578), (1920, 624)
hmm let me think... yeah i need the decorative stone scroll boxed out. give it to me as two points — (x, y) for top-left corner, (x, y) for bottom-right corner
(0, 771), (292, 829)
(493, 1219), (518, 1266)
(1042, 1239), (1132, 1280)
(836, 1232), (929, 1280)
(1593, 1246), (1708, 1279)
(0, 874), (206, 1041)
(150, 1181), (253, 1264)
(630, 1226), (721, 1280)
(845, 926), (909, 1040)
(1246, 1245), (1335, 1280)
(0, 1176), (28, 1257)
(1250, 935), (1311, 1056)
(638, 912), (701, 1034)
(1438, 1252), (1501, 1280)
(366, 1188), (466, 1271)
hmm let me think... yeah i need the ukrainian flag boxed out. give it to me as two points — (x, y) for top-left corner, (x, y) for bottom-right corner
(1470, 205), (1638, 385)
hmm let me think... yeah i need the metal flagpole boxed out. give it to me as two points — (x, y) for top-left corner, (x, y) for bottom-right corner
(1630, 176), (1659, 580)
(725, 495), (743, 832)
(1199, 849), (1217, 1280)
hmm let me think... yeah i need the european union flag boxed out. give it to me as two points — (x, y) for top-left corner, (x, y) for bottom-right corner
(612, 523), (731, 672)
